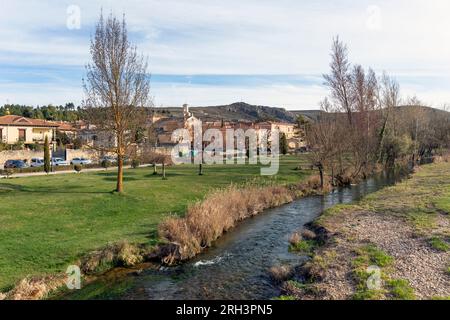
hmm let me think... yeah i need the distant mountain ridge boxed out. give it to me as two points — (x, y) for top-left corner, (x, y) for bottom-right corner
(156, 102), (449, 124)
(157, 102), (321, 123)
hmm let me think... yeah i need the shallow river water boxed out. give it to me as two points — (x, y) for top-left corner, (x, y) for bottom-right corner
(75, 171), (403, 300)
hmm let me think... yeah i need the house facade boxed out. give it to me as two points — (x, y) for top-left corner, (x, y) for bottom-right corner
(0, 115), (59, 145)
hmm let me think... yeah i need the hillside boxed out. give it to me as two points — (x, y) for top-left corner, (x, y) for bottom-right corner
(156, 102), (320, 123)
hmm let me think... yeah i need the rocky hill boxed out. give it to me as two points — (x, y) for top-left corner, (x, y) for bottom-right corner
(156, 102), (320, 123)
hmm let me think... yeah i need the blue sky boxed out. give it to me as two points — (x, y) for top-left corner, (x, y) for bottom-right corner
(1, 0), (450, 110)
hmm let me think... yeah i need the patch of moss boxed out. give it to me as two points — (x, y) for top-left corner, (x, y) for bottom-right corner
(289, 240), (316, 255)
(353, 244), (394, 268)
(273, 295), (296, 301)
(386, 279), (416, 300)
(429, 237), (450, 252)
(352, 244), (394, 300)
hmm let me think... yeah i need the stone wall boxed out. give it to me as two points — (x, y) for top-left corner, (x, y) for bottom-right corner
(0, 147), (173, 168)
(0, 150), (44, 169)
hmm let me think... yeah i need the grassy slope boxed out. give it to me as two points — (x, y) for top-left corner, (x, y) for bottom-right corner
(0, 156), (310, 290)
(311, 161), (450, 300)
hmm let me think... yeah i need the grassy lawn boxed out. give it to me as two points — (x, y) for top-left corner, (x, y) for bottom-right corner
(0, 155), (310, 291)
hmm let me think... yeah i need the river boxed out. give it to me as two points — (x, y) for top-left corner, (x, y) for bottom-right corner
(68, 171), (403, 300)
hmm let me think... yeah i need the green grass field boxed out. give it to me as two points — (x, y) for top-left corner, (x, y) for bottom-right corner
(0, 155), (311, 291)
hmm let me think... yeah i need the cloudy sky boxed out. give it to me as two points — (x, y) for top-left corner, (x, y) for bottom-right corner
(0, 0), (450, 110)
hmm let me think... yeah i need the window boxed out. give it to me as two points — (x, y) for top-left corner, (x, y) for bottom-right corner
(0, 128), (3, 141)
(18, 129), (26, 142)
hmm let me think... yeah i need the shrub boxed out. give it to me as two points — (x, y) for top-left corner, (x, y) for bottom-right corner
(131, 159), (140, 169)
(5, 275), (66, 300)
(80, 241), (143, 274)
(26, 143), (43, 152)
(289, 232), (301, 246)
(289, 240), (316, 255)
(269, 265), (293, 283)
(1, 168), (14, 178)
(101, 160), (112, 170)
(301, 229), (317, 240)
(73, 165), (82, 173)
(12, 141), (24, 150)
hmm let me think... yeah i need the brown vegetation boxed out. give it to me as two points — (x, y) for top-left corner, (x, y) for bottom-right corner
(307, 36), (450, 187)
(269, 265), (294, 283)
(80, 241), (145, 274)
(158, 176), (328, 264)
(2, 275), (66, 300)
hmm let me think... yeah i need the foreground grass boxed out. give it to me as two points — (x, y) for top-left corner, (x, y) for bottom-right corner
(0, 156), (310, 291)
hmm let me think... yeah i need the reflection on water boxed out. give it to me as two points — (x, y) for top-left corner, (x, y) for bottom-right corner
(106, 173), (403, 300)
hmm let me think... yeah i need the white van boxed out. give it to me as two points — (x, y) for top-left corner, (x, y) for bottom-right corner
(30, 158), (45, 167)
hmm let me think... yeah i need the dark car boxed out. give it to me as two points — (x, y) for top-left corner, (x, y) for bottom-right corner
(4, 160), (29, 169)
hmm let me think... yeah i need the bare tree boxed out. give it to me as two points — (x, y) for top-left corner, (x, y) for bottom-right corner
(377, 73), (401, 162)
(83, 12), (150, 192)
(307, 99), (340, 188)
(323, 36), (354, 125)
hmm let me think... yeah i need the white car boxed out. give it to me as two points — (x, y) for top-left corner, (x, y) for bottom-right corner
(30, 158), (44, 167)
(71, 158), (93, 165)
(51, 158), (69, 166)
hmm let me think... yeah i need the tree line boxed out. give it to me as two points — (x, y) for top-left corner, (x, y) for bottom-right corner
(307, 37), (450, 188)
(0, 103), (82, 122)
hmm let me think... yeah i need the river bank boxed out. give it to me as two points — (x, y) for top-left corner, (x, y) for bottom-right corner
(55, 168), (403, 300)
(283, 161), (450, 300)
(0, 156), (314, 300)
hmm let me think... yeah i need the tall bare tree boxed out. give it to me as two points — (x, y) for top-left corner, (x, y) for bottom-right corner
(83, 13), (150, 192)
(323, 36), (353, 125)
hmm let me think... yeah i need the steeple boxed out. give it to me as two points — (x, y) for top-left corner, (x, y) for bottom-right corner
(183, 103), (191, 119)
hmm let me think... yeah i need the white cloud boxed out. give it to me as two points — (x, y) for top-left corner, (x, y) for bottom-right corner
(0, 0), (450, 108)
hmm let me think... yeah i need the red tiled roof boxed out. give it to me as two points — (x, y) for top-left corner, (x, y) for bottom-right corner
(54, 122), (79, 132)
(0, 115), (61, 128)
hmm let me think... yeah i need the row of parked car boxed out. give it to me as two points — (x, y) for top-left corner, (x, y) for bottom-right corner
(3, 157), (112, 169)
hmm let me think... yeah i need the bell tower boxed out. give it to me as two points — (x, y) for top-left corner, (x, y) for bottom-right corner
(183, 103), (191, 119)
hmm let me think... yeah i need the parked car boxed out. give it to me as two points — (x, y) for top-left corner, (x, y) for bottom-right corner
(51, 158), (69, 166)
(71, 158), (93, 165)
(101, 156), (118, 164)
(30, 158), (45, 167)
(4, 160), (29, 169)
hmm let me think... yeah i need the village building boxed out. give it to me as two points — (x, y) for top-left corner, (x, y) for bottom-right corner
(0, 115), (60, 145)
(150, 104), (305, 153)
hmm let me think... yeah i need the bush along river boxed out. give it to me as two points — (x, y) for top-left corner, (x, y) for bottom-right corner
(63, 171), (405, 300)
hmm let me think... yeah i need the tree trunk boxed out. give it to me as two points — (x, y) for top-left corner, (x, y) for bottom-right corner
(162, 162), (167, 180)
(199, 163), (203, 176)
(116, 155), (124, 192)
(153, 163), (157, 175)
(319, 166), (324, 189)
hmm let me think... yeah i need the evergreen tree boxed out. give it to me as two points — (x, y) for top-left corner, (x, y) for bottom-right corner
(44, 136), (51, 173)
(280, 133), (288, 155)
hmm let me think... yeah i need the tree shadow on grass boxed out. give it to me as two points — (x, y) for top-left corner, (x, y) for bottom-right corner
(95, 171), (139, 177)
(0, 183), (113, 195)
(143, 172), (185, 179)
(0, 183), (26, 193)
(127, 225), (161, 246)
(103, 176), (139, 182)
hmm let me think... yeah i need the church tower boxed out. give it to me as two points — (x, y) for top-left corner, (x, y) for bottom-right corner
(183, 103), (191, 119)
